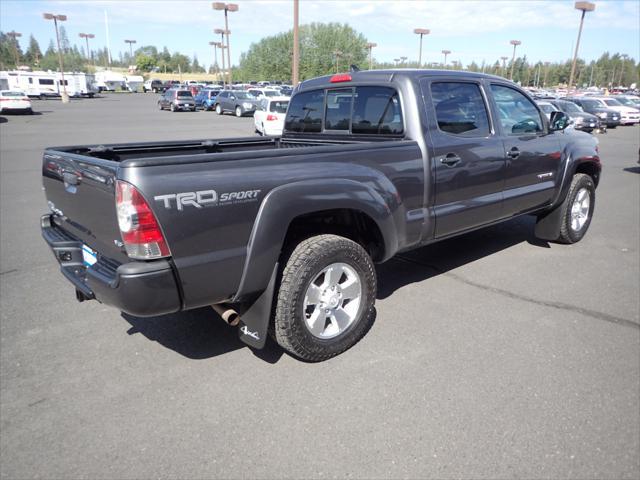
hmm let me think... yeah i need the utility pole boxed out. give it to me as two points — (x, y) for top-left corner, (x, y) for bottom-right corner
(442, 49), (451, 68)
(568, 2), (595, 92)
(214, 29), (227, 87)
(213, 3), (239, 86)
(509, 40), (521, 81)
(292, 0), (299, 85)
(333, 50), (343, 73)
(79, 33), (95, 64)
(500, 56), (508, 77)
(6, 31), (22, 67)
(43, 13), (69, 103)
(366, 42), (377, 70)
(413, 28), (430, 67)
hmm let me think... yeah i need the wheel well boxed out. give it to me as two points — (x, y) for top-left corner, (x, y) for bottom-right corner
(283, 209), (385, 262)
(575, 161), (600, 187)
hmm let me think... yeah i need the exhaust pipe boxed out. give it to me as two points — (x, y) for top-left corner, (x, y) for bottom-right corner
(211, 304), (240, 326)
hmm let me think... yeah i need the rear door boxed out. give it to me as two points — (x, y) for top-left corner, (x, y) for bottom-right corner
(420, 78), (506, 237)
(488, 83), (562, 214)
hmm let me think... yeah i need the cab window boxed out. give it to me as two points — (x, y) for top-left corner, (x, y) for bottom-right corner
(490, 84), (543, 135)
(430, 82), (490, 137)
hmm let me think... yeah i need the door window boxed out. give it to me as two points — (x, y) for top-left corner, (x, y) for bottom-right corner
(430, 82), (490, 137)
(490, 84), (543, 135)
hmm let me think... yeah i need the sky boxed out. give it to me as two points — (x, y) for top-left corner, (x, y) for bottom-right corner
(1, 0), (639, 70)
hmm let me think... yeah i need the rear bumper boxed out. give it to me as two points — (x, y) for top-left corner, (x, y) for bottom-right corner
(41, 214), (182, 317)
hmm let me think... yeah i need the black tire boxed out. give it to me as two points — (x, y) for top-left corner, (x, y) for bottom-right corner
(170, 103), (176, 112)
(235, 106), (243, 117)
(274, 234), (377, 362)
(215, 104), (223, 115)
(158, 102), (163, 110)
(557, 173), (596, 244)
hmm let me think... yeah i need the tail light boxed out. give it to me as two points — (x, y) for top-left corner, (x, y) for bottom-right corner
(266, 114), (278, 121)
(330, 74), (352, 83)
(115, 180), (170, 259)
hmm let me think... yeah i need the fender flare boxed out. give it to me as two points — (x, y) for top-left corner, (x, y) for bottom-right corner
(232, 179), (399, 302)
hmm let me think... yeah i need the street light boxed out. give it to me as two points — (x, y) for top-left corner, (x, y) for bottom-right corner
(413, 28), (430, 67)
(292, 0), (300, 85)
(213, 3), (238, 86)
(568, 2), (595, 92)
(43, 13), (69, 103)
(124, 39), (137, 64)
(209, 41), (220, 77)
(214, 28), (229, 87)
(333, 50), (343, 73)
(500, 56), (508, 77)
(78, 33), (95, 63)
(509, 39), (521, 81)
(365, 42), (377, 70)
(393, 58), (400, 67)
(400, 56), (408, 67)
(6, 31), (22, 67)
(441, 49), (451, 67)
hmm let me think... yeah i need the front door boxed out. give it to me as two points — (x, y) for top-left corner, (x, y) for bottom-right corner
(488, 83), (562, 215)
(421, 79), (506, 238)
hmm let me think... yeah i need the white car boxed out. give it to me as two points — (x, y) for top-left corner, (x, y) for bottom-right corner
(592, 97), (640, 125)
(247, 88), (281, 100)
(254, 96), (289, 136)
(0, 90), (32, 114)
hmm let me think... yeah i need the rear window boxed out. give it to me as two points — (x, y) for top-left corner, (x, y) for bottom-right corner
(285, 86), (403, 135)
(177, 90), (192, 98)
(1, 91), (26, 97)
(270, 100), (289, 113)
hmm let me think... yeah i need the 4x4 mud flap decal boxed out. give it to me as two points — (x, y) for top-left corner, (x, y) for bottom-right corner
(237, 264), (278, 349)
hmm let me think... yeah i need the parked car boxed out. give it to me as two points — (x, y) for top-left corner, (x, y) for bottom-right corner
(550, 99), (600, 133)
(143, 79), (165, 93)
(535, 101), (560, 120)
(0, 89), (32, 114)
(614, 95), (640, 108)
(278, 86), (293, 97)
(564, 97), (621, 128)
(247, 88), (280, 99)
(41, 70), (600, 362)
(254, 96), (289, 135)
(214, 90), (259, 117)
(157, 89), (196, 112)
(194, 88), (221, 111)
(590, 96), (640, 125)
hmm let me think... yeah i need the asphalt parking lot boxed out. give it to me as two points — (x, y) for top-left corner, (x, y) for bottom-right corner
(1, 93), (639, 479)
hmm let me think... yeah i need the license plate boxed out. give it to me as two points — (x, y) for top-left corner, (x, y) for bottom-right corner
(82, 245), (97, 267)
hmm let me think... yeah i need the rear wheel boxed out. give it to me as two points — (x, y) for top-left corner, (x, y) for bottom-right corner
(274, 234), (377, 362)
(557, 173), (596, 244)
(170, 103), (176, 112)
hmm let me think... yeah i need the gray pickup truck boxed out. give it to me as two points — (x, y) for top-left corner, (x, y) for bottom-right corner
(41, 70), (601, 361)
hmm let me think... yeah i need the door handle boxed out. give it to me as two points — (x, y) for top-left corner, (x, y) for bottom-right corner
(507, 147), (520, 159)
(63, 172), (80, 186)
(440, 153), (462, 167)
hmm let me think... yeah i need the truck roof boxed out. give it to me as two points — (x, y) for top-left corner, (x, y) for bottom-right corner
(297, 68), (507, 91)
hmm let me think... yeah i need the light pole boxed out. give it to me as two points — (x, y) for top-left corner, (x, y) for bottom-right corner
(400, 56), (407, 67)
(543, 61), (550, 87)
(568, 2), (595, 92)
(333, 50), (343, 73)
(366, 42), (377, 70)
(292, 0), (299, 85)
(441, 49), (451, 68)
(124, 39), (137, 64)
(209, 41), (219, 78)
(413, 28), (430, 67)
(393, 58), (400, 67)
(509, 39), (521, 81)
(214, 28), (228, 87)
(6, 31), (22, 67)
(78, 33), (95, 64)
(500, 56), (508, 77)
(213, 2), (238, 86)
(43, 13), (69, 103)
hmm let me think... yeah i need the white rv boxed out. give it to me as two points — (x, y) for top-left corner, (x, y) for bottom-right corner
(1, 70), (59, 98)
(94, 70), (126, 92)
(124, 75), (144, 92)
(57, 72), (98, 97)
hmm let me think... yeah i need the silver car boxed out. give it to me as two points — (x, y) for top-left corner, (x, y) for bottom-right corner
(214, 90), (258, 117)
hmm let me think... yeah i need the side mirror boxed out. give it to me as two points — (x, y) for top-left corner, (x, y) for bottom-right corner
(550, 111), (570, 131)
(230, 95), (236, 100)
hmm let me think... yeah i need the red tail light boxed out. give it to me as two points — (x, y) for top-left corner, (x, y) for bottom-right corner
(266, 114), (278, 121)
(116, 180), (170, 259)
(330, 74), (352, 83)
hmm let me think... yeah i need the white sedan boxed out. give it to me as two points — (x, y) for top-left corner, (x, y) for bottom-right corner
(254, 96), (289, 136)
(0, 90), (33, 114)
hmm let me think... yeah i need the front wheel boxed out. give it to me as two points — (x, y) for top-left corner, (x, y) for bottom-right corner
(557, 173), (596, 244)
(215, 104), (222, 115)
(235, 106), (243, 117)
(274, 235), (377, 362)
(158, 102), (163, 110)
(170, 103), (176, 112)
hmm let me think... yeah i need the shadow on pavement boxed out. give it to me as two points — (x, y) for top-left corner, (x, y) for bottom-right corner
(121, 308), (284, 363)
(623, 166), (640, 174)
(0, 117), (6, 123)
(121, 215), (546, 362)
(377, 215), (548, 299)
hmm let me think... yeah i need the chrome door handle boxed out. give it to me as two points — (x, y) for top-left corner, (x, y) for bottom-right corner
(440, 153), (462, 167)
(507, 147), (520, 159)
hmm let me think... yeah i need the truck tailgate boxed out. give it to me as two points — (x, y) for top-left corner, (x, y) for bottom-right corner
(42, 150), (128, 263)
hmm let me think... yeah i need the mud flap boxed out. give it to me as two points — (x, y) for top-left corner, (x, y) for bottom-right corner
(534, 200), (566, 241)
(236, 264), (278, 349)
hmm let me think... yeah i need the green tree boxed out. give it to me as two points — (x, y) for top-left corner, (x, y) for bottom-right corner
(24, 34), (42, 66)
(136, 53), (155, 72)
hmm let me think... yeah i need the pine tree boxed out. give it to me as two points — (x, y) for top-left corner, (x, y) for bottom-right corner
(24, 34), (42, 66)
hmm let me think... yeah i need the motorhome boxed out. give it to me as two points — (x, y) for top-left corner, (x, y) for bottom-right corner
(56, 72), (98, 97)
(124, 75), (143, 92)
(1, 70), (59, 98)
(94, 70), (126, 92)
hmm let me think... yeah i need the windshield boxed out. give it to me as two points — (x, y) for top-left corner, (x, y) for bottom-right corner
(559, 101), (582, 113)
(232, 92), (253, 99)
(603, 98), (622, 107)
(615, 97), (638, 107)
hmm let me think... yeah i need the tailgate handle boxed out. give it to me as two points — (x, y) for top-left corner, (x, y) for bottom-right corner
(63, 172), (81, 186)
